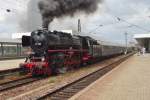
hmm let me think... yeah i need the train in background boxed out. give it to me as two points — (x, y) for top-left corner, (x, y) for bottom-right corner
(20, 30), (134, 76)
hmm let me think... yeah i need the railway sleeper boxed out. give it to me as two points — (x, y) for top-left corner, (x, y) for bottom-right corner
(60, 88), (79, 92)
(61, 88), (80, 93)
(72, 79), (98, 85)
(71, 86), (86, 90)
(50, 94), (72, 99)
(51, 94), (74, 98)
(49, 97), (69, 100)
(47, 96), (63, 100)
(56, 91), (75, 96)
(71, 84), (88, 88)
(77, 78), (96, 84)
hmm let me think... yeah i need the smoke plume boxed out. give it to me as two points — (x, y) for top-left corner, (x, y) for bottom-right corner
(38, 0), (102, 29)
(20, 0), (42, 32)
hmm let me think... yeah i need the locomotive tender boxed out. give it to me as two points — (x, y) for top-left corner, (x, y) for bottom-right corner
(20, 29), (129, 76)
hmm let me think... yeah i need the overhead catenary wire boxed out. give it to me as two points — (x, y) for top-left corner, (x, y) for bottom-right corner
(109, 14), (150, 33)
(104, 4), (150, 33)
(1, 0), (150, 35)
(87, 20), (122, 34)
(86, 11), (150, 34)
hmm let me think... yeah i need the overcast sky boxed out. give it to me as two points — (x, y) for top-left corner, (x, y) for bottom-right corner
(0, 0), (150, 44)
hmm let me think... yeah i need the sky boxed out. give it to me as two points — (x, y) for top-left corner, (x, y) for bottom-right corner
(0, 0), (150, 45)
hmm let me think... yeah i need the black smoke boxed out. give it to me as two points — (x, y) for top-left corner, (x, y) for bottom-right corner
(20, 0), (42, 32)
(38, 0), (102, 29)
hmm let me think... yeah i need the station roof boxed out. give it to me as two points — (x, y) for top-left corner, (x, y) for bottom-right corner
(134, 34), (150, 39)
(0, 38), (21, 43)
(12, 32), (31, 39)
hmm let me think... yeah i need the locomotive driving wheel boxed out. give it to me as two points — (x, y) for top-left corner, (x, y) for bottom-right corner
(51, 52), (66, 74)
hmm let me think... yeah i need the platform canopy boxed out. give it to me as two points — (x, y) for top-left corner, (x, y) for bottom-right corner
(134, 34), (150, 39)
(134, 34), (150, 52)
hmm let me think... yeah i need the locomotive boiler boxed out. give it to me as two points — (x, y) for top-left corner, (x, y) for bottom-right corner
(22, 30), (81, 54)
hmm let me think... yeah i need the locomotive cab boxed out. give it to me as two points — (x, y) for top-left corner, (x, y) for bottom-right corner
(78, 36), (95, 64)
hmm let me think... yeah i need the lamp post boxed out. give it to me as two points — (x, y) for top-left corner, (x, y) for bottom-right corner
(125, 32), (128, 54)
(78, 19), (81, 34)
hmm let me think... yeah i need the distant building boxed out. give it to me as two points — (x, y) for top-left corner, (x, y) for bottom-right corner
(0, 38), (24, 57)
(134, 34), (150, 52)
(0, 38), (21, 44)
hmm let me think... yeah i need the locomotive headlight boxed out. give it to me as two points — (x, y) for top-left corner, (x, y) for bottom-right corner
(35, 42), (42, 46)
(41, 57), (45, 61)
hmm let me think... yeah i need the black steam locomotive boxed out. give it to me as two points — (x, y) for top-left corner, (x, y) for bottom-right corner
(20, 29), (130, 76)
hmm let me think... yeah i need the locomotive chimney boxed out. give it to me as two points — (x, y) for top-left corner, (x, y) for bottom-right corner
(42, 23), (49, 30)
(78, 19), (81, 34)
(42, 17), (53, 30)
(42, 19), (49, 30)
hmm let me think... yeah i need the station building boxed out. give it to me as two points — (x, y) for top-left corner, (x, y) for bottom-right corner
(134, 34), (150, 52)
(0, 38), (26, 59)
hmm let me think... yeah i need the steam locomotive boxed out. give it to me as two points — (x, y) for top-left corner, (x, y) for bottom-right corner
(20, 29), (131, 76)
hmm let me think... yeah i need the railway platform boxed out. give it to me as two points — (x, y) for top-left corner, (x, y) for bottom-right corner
(70, 54), (150, 100)
(0, 59), (25, 71)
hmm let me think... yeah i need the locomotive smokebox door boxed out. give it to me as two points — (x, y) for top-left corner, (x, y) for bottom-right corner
(22, 36), (31, 47)
(30, 30), (48, 54)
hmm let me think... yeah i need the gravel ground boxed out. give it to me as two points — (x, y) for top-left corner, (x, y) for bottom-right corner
(0, 55), (126, 100)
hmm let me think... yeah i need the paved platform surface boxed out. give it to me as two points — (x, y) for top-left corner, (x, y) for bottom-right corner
(70, 54), (150, 100)
(0, 59), (25, 70)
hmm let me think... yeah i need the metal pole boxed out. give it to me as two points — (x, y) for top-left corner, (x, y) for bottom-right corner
(78, 19), (81, 34)
(1, 43), (4, 57)
(125, 32), (128, 54)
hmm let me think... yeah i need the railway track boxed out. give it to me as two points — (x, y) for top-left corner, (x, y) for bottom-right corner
(0, 68), (25, 85)
(0, 76), (41, 92)
(0, 68), (20, 77)
(0, 67), (40, 92)
(0, 68), (31, 86)
(37, 53), (133, 100)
